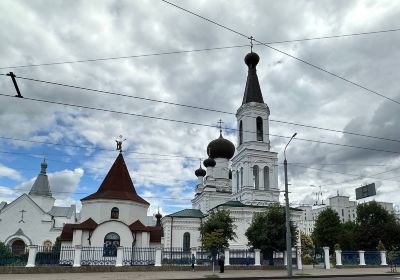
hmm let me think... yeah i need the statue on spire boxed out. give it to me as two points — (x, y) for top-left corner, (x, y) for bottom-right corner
(115, 135), (126, 152)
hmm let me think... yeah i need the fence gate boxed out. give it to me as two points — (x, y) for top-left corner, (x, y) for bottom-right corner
(312, 247), (325, 268)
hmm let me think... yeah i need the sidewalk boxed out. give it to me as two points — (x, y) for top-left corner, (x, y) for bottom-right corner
(0, 267), (398, 280)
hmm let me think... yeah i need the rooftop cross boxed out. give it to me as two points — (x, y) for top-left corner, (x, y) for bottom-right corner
(18, 209), (26, 223)
(115, 135), (126, 152)
(217, 119), (224, 136)
(249, 36), (254, 53)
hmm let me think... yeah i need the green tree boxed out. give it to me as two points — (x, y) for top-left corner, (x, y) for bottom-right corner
(245, 203), (297, 261)
(312, 208), (341, 251)
(301, 233), (314, 264)
(0, 241), (12, 258)
(356, 201), (400, 250)
(200, 209), (236, 252)
(338, 221), (358, 251)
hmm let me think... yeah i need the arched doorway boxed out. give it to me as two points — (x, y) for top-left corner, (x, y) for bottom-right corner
(103, 232), (120, 257)
(11, 239), (26, 255)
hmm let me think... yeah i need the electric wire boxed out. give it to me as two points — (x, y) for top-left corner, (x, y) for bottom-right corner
(1, 28), (399, 70)
(161, 0), (400, 106)
(2, 73), (400, 144)
(1, 93), (400, 156)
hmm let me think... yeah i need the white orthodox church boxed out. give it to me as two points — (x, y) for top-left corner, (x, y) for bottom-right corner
(162, 51), (301, 250)
(0, 160), (76, 253)
(0, 51), (301, 254)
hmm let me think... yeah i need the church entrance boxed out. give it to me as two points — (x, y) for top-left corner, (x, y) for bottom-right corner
(11, 239), (26, 255)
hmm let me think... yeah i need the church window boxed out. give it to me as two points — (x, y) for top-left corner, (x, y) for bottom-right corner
(183, 232), (190, 252)
(236, 171), (239, 192)
(263, 166), (270, 190)
(240, 167), (243, 188)
(103, 232), (120, 257)
(239, 120), (243, 145)
(256, 117), (263, 141)
(253, 165), (259, 190)
(111, 207), (119, 219)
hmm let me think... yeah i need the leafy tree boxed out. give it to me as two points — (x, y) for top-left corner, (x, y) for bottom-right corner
(0, 242), (12, 258)
(245, 203), (297, 261)
(338, 221), (358, 251)
(312, 208), (341, 251)
(301, 233), (314, 264)
(200, 210), (236, 252)
(377, 240), (385, 251)
(356, 201), (400, 250)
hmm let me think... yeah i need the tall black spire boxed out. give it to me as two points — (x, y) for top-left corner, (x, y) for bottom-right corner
(242, 51), (264, 104)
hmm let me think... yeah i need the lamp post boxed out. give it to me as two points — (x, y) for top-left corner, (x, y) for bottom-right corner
(284, 132), (297, 277)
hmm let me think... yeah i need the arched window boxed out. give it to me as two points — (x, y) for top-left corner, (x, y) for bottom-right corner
(239, 120), (243, 145)
(253, 165), (259, 190)
(183, 232), (190, 252)
(264, 166), (270, 190)
(103, 232), (120, 257)
(236, 171), (239, 192)
(240, 167), (243, 188)
(111, 207), (119, 219)
(256, 117), (263, 141)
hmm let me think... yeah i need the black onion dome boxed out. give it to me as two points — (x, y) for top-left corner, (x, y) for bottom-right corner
(195, 166), (206, 177)
(207, 134), (235, 160)
(203, 157), (216, 168)
(244, 52), (260, 68)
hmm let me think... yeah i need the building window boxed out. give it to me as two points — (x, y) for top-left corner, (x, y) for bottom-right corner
(240, 167), (243, 187)
(103, 232), (120, 257)
(253, 165), (259, 190)
(256, 117), (263, 141)
(341, 209), (344, 217)
(239, 120), (243, 145)
(183, 232), (190, 252)
(111, 207), (119, 219)
(11, 240), (26, 255)
(263, 166), (270, 190)
(236, 171), (239, 192)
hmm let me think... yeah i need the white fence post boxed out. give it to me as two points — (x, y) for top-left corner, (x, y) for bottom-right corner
(335, 250), (342, 266)
(191, 247), (197, 266)
(323, 247), (330, 270)
(380, 251), (387, 266)
(297, 247), (302, 270)
(26, 245), (38, 267)
(155, 247), (162, 267)
(359, 250), (366, 266)
(115, 246), (124, 267)
(224, 248), (230, 266)
(284, 251), (287, 266)
(254, 249), (261, 266)
(73, 245), (82, 267)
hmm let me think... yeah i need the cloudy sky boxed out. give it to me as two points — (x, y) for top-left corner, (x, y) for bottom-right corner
(1, 0), (400, 215)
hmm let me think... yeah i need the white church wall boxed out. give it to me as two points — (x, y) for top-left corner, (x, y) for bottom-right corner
(89, 220), (134, 247)
(0, 194), (60, 246)
(80, 199), (148, 225)
(29, 195), (55, 213)
(162, 218), (201, 249)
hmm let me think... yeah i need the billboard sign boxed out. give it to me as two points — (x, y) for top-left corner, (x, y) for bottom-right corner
(355, 183), (376, 200)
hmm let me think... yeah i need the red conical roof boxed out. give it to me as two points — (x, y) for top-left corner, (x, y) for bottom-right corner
(81, 153), (149, 205)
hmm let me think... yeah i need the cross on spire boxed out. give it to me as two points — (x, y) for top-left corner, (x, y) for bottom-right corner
(115, 135), (126, 152)
(217, 119), (224, 136)
(249, 36), (254, 53)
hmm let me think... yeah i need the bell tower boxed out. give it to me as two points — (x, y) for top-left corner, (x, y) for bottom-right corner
(231, 51), (279, 206)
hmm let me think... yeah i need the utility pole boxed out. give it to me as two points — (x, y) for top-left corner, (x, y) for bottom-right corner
(284, 132), (297, 277)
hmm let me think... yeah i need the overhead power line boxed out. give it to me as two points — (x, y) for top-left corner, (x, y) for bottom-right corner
(1, 93), (400, 157)
(2, 73), (400, 144)
(161, 0), (400, 106)
(1, 28), (399, 70)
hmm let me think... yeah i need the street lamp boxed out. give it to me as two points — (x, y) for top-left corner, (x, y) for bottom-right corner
(284, 132), (297, 277)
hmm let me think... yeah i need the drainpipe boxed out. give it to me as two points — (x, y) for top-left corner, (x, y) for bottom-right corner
(170, 217), (173, 259)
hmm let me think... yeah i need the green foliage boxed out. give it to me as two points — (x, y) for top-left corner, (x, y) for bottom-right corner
(302, 254), (313, 265)
(312, 208), (341, 251)
(301, 233), (314, 264)
(245, 203), (297, 260)
(377, 240), (385, 251)
(356, 201), (400, 250)
(200, 210), (236, 251)
(338, 221), (358, 251)
(0, 241), (12, 258)
(334, 243), (341, 251)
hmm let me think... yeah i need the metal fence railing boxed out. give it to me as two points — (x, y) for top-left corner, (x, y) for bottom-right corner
(122, 247), (156, 265)
(35, 246), (61, 266)
(229, 249), (255, 265)
(341, 251), (359, 265)
(365, 251), (381, 265)
(196, 250), (212, 266)
(0, 246), (28, 266)
(261, 251), (284, 266)
(162, 248), (191, 265)
(81, 247), (116, 265)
